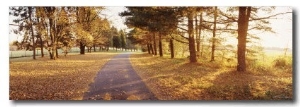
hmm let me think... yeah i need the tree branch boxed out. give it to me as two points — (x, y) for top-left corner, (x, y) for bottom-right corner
(169, 35), (189, 44)
(250, 12), (292, 21)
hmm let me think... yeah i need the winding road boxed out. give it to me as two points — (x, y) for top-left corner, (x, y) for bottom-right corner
(83, 53), (157, 100)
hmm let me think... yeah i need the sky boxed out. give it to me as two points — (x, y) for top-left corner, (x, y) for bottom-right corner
(259, 7), (293, 49)
(101, 6), (128, 30)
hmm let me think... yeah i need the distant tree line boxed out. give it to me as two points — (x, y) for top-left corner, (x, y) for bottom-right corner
(9, 6), (136, 60)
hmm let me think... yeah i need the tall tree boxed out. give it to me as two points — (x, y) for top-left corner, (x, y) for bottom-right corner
(9, 7), (37, 59)
(28, 7), (36, 59)
(43, 7), (54, 59)
(119, 30), (127, 50)
(35, 7), (47, 57)
(237, 7), (251, 72)
(112, 35), (121, 51)
(120, 7), (178, 57)
(211, 6), (218, 62)
(74, 7), (104, 54)
(187, 10), (197, 63)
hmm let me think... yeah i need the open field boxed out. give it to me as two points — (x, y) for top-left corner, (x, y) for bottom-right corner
(9, 52), (118, 100)
(130, 53), (293, 100)
(9, 47), (133, 58)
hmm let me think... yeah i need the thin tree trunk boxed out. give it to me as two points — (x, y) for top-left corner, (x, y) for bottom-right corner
(153, 32), (157, 55)
(200, 32), (204, 57)
(170, 39), (174, 58)
(158, 32), (163, 57)
(188, 12), (197, 63)
(195, 12), (200, 54)
(48, 18), (54, 59)
(198, 9), (203, 57)
(28, 7), (36, 60)
(150, 44), (154, 54)
(40, 37), (44, 57)
(56, 47), (59, 58)
(211, 6), (217, 62)
(52, 42), (57, 60)
(237, 7), (251, 72)
(147, 43), (151, 54)
(36, 17), (44, 57)
(93, 44), (96, 52)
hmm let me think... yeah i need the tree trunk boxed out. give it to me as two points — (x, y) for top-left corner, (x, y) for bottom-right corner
(211, 6), (217, 62)
(52, 43), (57, 60)
(153, 32), (157, 55)
(40, 38), (44, 57)
(49, 52), (53, 59)
(197, 8), (203, 57)
(237, 7), (251, 72)
(80, 41), (85, 54)
(150, 44), (154, 54)
(36, 15), (44, 57)
(93, 44), (96, 52)
(28, 7), (36, 60)
(200, 33), (204, 57)
(48, 18), (54, 59)
(195, 13), (200, 53)
(170, 39), (174, 59)
(158, 33), (163, 57)
(147, 43), (151, 54)
(188, 12), (197, 63)
(56, 47), (59, 58)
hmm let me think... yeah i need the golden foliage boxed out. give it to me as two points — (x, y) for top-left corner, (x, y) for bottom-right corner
(9, 52), (117, 100)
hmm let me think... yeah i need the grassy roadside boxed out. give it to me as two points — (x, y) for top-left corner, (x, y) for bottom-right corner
(9, 52), (118, 100)
(130, 53), (293, 100)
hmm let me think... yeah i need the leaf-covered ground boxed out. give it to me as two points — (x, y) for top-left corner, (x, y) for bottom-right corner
(130, 53), (293, 100)
(9, 52), (117, 100)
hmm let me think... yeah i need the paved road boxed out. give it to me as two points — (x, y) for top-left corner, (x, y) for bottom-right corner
(83, 53), (157, 100)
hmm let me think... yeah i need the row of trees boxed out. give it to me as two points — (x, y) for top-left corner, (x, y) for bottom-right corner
(9, 6), (134, 59)
(120, 6), (291, 72)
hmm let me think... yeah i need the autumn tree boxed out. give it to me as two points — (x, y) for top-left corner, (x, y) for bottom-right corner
(126, 28), (150, 52)
(74, 7), (104, 54)
(119, 30), (127, 51)
(121, 7), (179, 57)
(35, 7), (48, 57)
(210, 6), (218, 61)
(112, 36), (121, 51)
(9, 6), (37, 59)
(218, 7), (292, 72)
(10, 6), (111, 59)
(90, 18), (111, 52)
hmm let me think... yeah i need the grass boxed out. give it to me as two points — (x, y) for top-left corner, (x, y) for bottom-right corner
(9, 52), (119, 100)
(130, 53), (293, 100)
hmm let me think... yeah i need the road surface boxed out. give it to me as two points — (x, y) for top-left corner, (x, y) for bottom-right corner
(83, 53), (157, 100)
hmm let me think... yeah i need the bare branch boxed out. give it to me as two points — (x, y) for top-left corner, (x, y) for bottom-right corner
(169, 35), (189, 44)
(250, 12), (292, 21)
